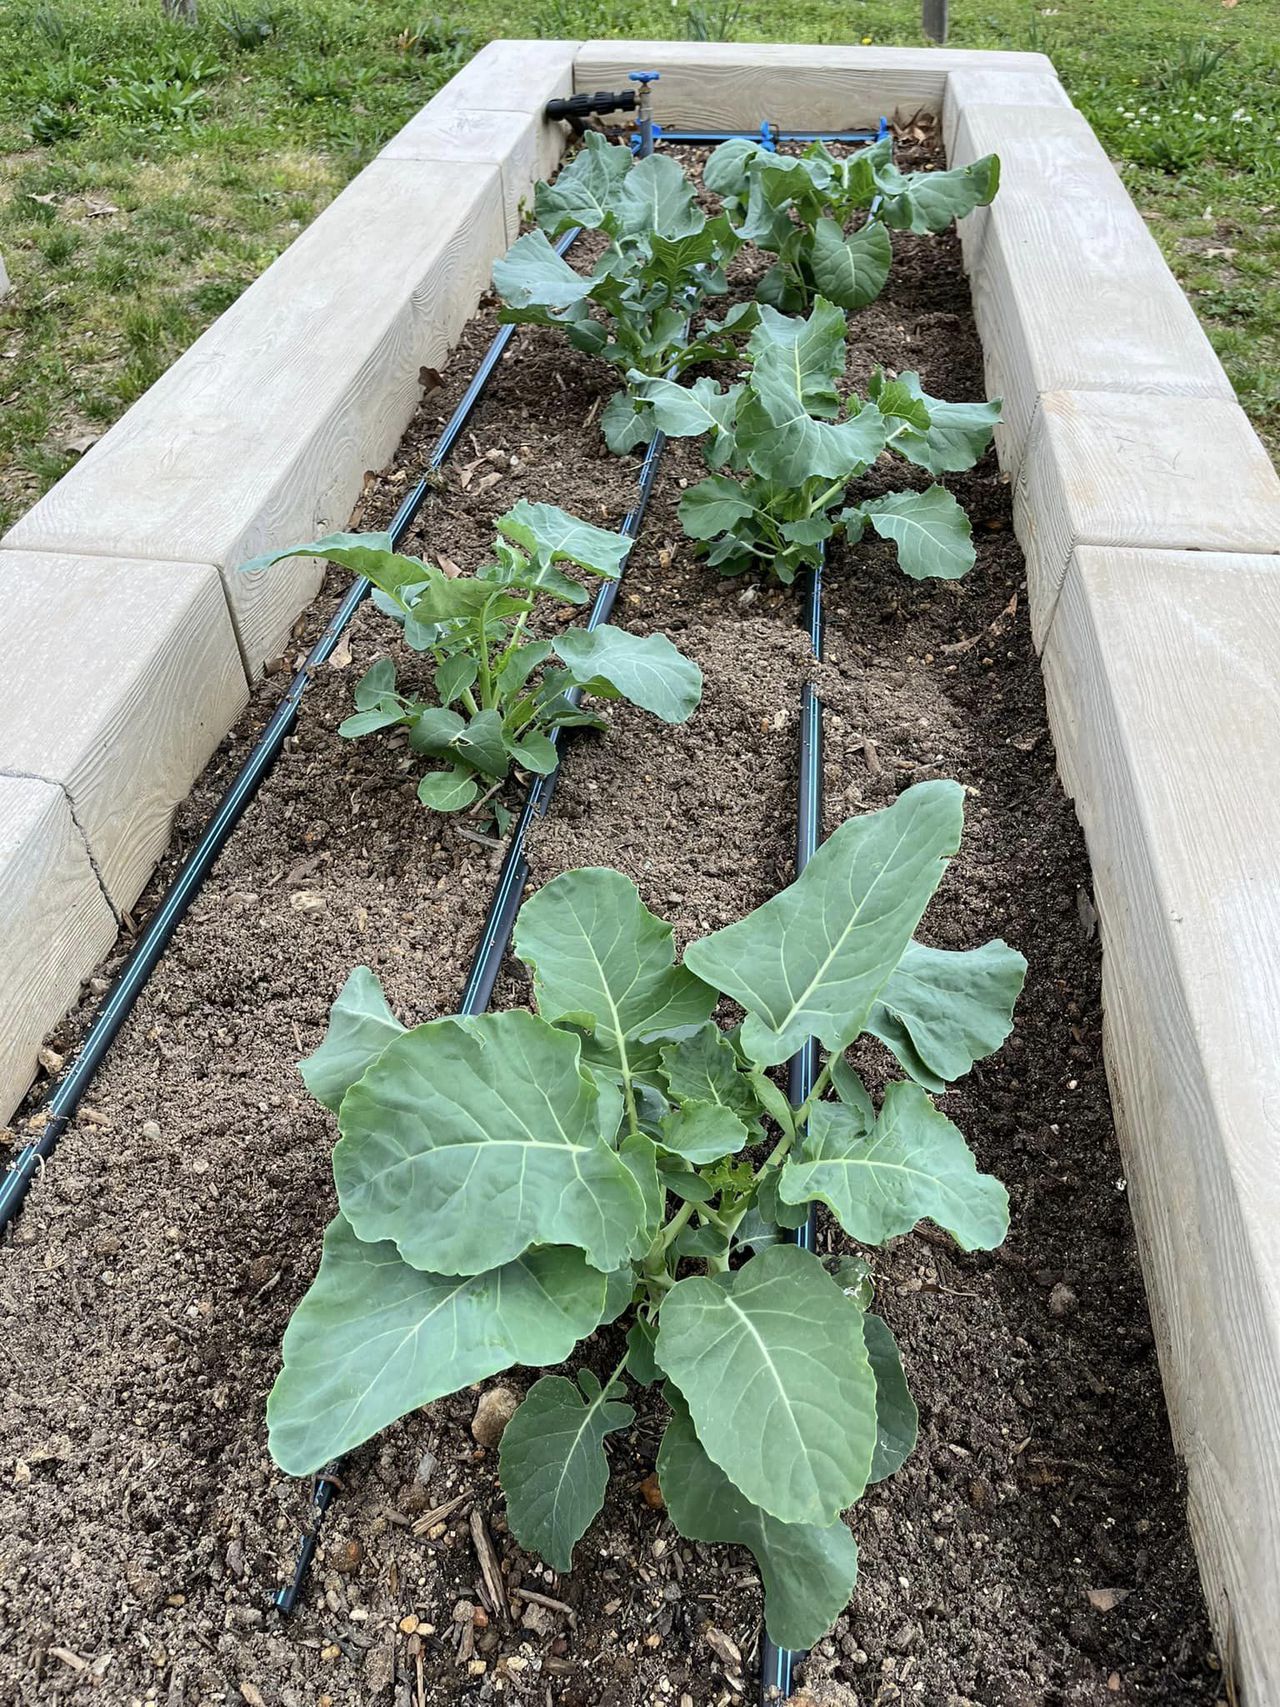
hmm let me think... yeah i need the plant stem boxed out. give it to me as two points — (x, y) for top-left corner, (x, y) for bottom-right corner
(475, 605), (494, 710)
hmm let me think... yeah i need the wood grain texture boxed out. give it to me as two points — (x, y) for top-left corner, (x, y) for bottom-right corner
(955, 106), (1233, 475)
(0, 551), (248, 911)
(942, 66), (1070, 159)
(3, 159), (507, 677)
(947, 90), (1084, 269)
(573, 42), (1056, 130)
(0, 776), (116, 1124)
(1018, 392), (1280, 648)
(380, 39), (578, 238)
(1041, 546), (1280, 1704)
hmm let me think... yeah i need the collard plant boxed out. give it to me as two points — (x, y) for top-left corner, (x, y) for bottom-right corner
(492, 134), (757, 453)
(706, 133), (1000, 313)
(267, 781), (1026, 1649)
(625, 295), (1000, 583)
(241, 501), (701, 813)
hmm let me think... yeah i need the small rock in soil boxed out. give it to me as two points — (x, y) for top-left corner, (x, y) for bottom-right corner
(1049, 1281), (1079, 1318)
(328, 1537), (362, 1574)
(471, 1385), (519, 1447)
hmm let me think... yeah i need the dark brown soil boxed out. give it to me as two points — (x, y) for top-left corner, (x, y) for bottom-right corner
(0, 131), (1221, 1707)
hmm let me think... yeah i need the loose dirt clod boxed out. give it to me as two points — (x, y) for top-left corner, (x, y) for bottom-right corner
(471, 1385), (519, 1447)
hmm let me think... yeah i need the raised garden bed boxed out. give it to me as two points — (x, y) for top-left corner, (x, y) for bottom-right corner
(2, 37), (1278, 1707)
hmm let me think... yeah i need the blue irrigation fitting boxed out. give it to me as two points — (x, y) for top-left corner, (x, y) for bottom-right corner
(877, 114), (890, 139)
(629, 69), (660, 157)
(656, 127), (879, 144)
(760, 120), (778, 153)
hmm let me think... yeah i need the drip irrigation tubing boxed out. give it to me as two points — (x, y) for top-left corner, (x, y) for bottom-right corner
(657, 122), (887, 146)
(0, 232), (582, 1238)
(760, 549), (826, 1704)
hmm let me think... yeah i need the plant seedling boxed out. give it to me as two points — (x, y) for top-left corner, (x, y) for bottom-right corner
(240, 500), (702, 812)
(267, 780), (1026, 1650)
(492, 134), (758, 453)
(624, 295), (1001, 583)
(705, 133), (1000, 313)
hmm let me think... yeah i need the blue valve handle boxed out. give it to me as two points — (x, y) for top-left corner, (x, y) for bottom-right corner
(628, 69), (660, 156)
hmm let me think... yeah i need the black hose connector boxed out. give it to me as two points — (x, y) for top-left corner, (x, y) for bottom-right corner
(545, 88), (637, 122)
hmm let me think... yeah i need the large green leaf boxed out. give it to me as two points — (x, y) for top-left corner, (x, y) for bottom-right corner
(879, 371), (1001, 475)
(500, 1371), (634, 1571)
(238, 533), (492, 621)
(659, 1023), (761, 1127)
(683, 781), (964, 1069)
(493, 228), (596, 311)
(808, 217), (892, 311)
(554, 624), (702, 724)
(868, 938), (1027, 1091)
(615, 149), (703, 239)
(533, 132), (633, 234)
(629, 374), (743, 448)
(333, 1010), (648, 1275)
(618, 1133), (665, 1241)
(854, 486), (975, 581)
(876, 153), (1000, 233)
(778, 1079), (1009, 1251)
(746, 297), (847, 416)
(267, 1217), (606, 1476)
(739, 385), (886, 489)
(658, 1391), (859, 1652)
(703, 135), (760, 198)
(658, 1099), (748, 1165)
(497, 501), (632, 580)
(654, 1244), (877, 1525)
(299, 967), (405, 1114)
(515, 867), (716, 1094)
(678, 476), (759, 540)
(864, 1312), (918, 1485)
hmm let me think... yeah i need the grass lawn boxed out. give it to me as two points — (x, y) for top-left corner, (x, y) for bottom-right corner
(1, 0), (1276, 533)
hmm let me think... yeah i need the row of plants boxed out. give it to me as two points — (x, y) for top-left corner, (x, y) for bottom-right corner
(251, 130), (1020, 1659)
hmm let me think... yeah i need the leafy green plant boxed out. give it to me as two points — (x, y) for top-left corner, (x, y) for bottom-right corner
(241, 501), (701, 813)
(493, 134), (756, 453)
(684, 0), (747, 41)
(621, 295), (1000, 583)
(395, 14), (474, 62)
(705, 133), (1000, 313)
(111, 76), (209, 128)
(267, 780), (1024, 1649)
(30, 100), (82, 144)
(218, 4), (279, 49)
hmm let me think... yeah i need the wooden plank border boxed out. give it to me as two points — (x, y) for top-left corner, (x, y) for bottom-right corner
(3, 53), (1278, 1701)
(0, 42), (578, 1123)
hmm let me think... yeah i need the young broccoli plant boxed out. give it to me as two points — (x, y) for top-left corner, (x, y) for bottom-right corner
(631, 295), (1001, 584)
(492, 134), (756, 453)
(267, 780), (1026, 1651)
(240, 501), (702, 813)
(705, 132), (999, 313)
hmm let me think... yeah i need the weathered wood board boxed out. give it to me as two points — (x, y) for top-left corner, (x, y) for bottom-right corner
(0, 777), (117, 1122)
(379, 39), (577, 240)
(948, 104), (1233, 473)
(574, 42), (1057, 130)
(0, 552), (248, 912)
(1017, 392), (1280, 647)
(3, 159), (507, 677)
(941, 66), (1070, 157)
(1041, 546), (1280, 1699)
